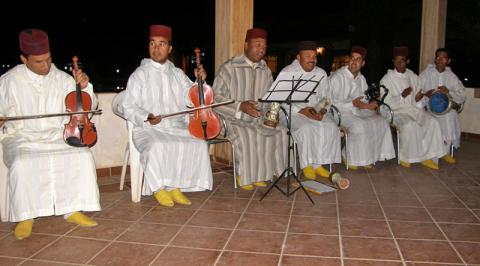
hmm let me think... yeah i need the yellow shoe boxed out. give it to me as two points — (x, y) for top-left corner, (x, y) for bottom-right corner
(363, 164), (373, 169)
(400, 160), (411, 168)
(315, 166), (330, 178)
(236, 176), (254, 190)
(254, 181), (267, 187)
(347, 165), (358, 170)
(421, 159), (439, 170)
(14, 219), (33, 240)
(169, 188), (192, 205)
(66, 212), (98, 227)
(154, 189), (174, 207)
(441, 154), (456, 164)
(303, 166), (316, 180)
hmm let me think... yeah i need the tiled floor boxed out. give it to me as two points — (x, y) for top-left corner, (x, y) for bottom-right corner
(1, 138), (480, 265)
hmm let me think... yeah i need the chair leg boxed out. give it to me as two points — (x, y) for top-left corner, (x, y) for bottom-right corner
(345, 133), (349, 170)
(397, 129), (400, 165)
(231, 142), (237, 189)
(120, 145), (130, 190)
(450, 143), (454, 158)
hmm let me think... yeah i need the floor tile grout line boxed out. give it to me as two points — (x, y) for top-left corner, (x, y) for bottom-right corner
(84, 201), (159, 265)
(148, 179), (226, 266)
(402, 169), (468, 265)
(213, 186), (262, 266)
(336, 190), (345, 266)
(366, 169), (407, 266)
(276, 187), (297, 266)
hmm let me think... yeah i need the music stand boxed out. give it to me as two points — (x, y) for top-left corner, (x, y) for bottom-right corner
(259, 72), (323, 204)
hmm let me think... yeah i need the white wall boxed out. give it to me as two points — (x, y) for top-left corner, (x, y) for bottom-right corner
(459, 87), (480, 135)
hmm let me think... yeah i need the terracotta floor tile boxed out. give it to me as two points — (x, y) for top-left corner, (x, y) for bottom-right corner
(452, 241), (480, 264)
(440, 223), (480, 242)
(21, 260), (75, 265)
(339, 205), (385, 220)
(226, 230), (284, 254)
(338, 192), (380, 206)
(284, 233), (339, 257)
(0, 234), (58, 258)
(383, 206), (432, 222)
(201, 197), (250, 212)
(343, 259), (403, 266)
(296, 190), (337, 203)
(217, 251), (279, 266)
(95, 203), (153, 221)
(151, 247), (220, 266)
(389, 221), (445, 240)
(289, 216), (338, 235)
(0, 222), (14, 232)
(237, 213), (289, 232)
(253, 187), (295, 201)
(246, 200), (293, 215)
(340, 218), (391, 237)
(89, 242), (163, 266)
(172, 226), (231, 249)
(117, 222), (181, 245)
(33, 237), (108, 264)
(397, 239), (462, 263)
(212, 186), (255, 199)
(140, 207), (195, 225)
(377, 192), (422, 207)
(187, 210), (241, 229)
(428, 207), (480, 223)
(67, 218), (132, 240)
(0, 257), (24, 266)
(29, 216), (77, 235)
(281, 255), (341, 265)
(292, 202), (337, 218)
(342, 237), (400, 260)
(419, 194), (466, 208)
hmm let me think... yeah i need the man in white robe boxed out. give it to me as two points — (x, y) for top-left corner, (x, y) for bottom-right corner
(0, 29), (100, 240)
(278, 41), (341, 179)
(122, 25), (212, 207)
(329, 46), (395, 169)
(213, 28), (287, 190)
(419, 48), (466, 164)
(380, 46), (445, 169)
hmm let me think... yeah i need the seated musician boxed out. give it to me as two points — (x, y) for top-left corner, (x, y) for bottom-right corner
(380, 46), (445, 169)
(419, 48), (466, 164)
(122, 25), (212, 207)
(278, 41), (341, 179)
(329, 46), (395, 169)
(0, 29), (100, 240)
(212, 28), (287, 190)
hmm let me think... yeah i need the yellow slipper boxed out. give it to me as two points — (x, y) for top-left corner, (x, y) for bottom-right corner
(154, 189), (174, 207)
(236, 176), (254, 190)
(14, 219), (34, 240)
(315, 165), (330, 178)
(169, 188), (192, 205)
(348, 165), (358, 170)
(66, 212), (98, 227)
(254, 181), (267, 187)
(363, 164), (373, 169)
(421, 159), (439, 170)
(400, 160), (411, 168)
(441, 154), (456, 164)
(303, 166), (316, 180)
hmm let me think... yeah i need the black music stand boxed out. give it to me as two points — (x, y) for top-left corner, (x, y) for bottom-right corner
(259, 72), (323, 204)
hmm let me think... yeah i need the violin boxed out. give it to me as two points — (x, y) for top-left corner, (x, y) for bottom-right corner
(188, 48), (222, 140)
(63, 56), (98, 147)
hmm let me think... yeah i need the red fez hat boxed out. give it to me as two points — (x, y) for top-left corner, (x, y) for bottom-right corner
(245, 28), (267, 42)
(393, 46), (408, 57)
(298, 41), (317, 52)
(19, 28), (50, 56)
(351, 45), (367, 58)
(149, 25), (172, 41)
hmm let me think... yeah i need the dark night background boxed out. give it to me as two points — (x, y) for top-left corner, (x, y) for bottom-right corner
(0, 0), (478, 91)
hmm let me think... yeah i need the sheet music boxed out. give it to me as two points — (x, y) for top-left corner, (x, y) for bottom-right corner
(261, 72), (323, 102)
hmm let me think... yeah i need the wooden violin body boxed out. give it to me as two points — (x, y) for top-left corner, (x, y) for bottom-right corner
(63, 56), (98, 147)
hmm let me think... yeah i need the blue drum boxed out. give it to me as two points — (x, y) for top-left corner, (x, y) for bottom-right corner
(429, 91), (451, 115)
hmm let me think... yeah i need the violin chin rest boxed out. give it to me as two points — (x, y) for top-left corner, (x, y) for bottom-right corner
(66, 137), (87, 147)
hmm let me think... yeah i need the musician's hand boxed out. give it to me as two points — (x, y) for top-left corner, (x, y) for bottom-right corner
(352, 96), (375, 110)
(415, 90), (424, 102)
(424, 89), (435, 98)
(146, 113), (161, 125)
(239, 100), (260, 118)
(0, 117), (5, 127)
(401, 87), (412, 98)
(194, 64), (207, 81)
(367, 102), (379, 110)
(299, 107), (322, 121)
(73, 69), (90, 90)
(438, 86), (449, 94)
